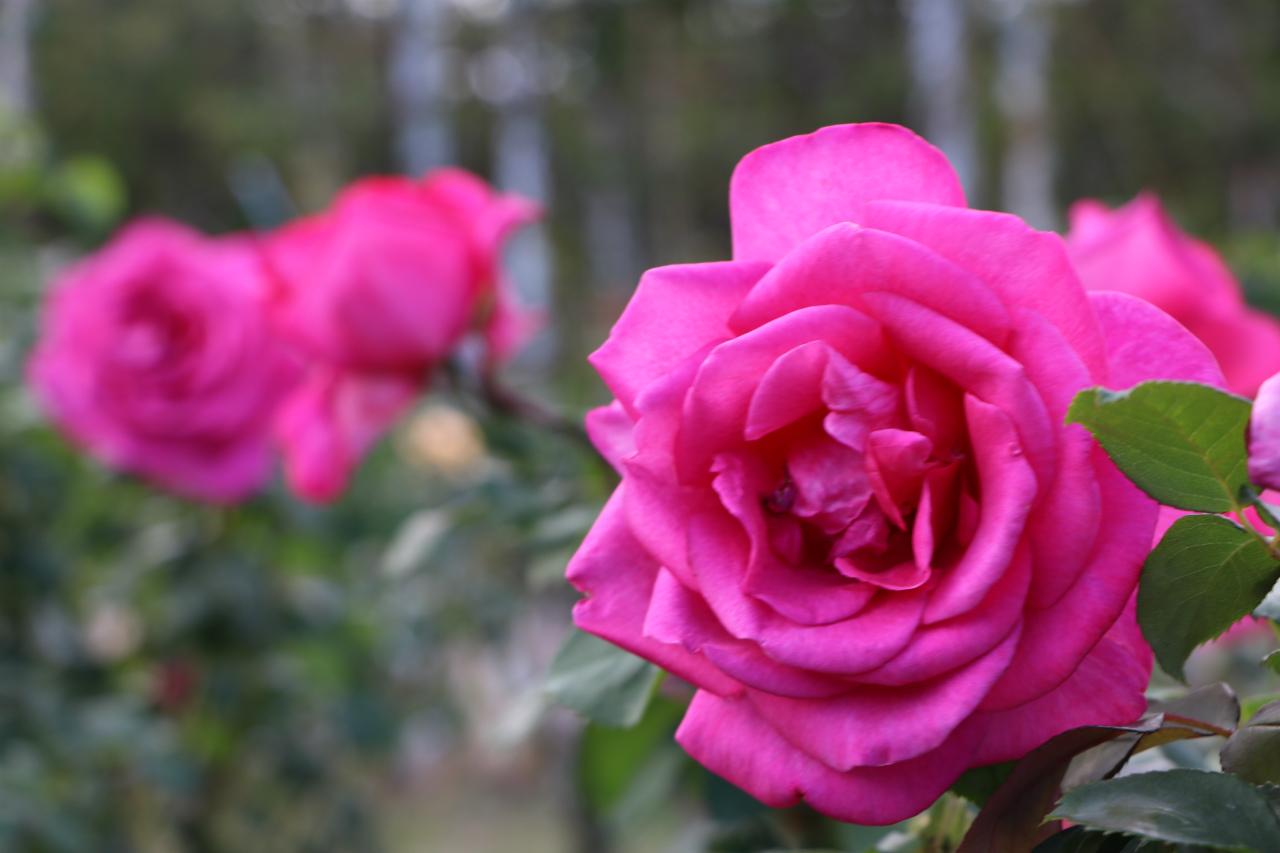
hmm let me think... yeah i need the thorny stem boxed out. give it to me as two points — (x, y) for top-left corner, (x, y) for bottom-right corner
(440, 358), (596, 455)
(479, 372), (596, 453)
(1232, 493), (1280, 562)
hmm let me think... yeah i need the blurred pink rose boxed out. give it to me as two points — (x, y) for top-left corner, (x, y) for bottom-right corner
(567, 124), (1222, 825)
(264, 169), (537, 502)
(28, 219), (298, 503)
(1067, 193), (1280, 396)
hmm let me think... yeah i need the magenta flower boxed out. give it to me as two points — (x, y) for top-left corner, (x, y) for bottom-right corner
(566, 124), (1223, 824)
(1067, 193), (1280, 397)
(28, 219), (298, 502)
(264, 169), (537, 502)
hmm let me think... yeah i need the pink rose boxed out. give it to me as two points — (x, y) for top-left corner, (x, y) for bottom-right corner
(567, 124), (1222, 824)
(264, 169), (537, 502)
(28, 219), (298, 502)
(1249, 373), (1280, 491)
(1067, 193), (1280, 396)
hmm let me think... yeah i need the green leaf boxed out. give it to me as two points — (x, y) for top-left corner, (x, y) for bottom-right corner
(959, 722), (1161, 853)
(1066, 382), (1251, 512)
(952, 761), (1015, 806)
(1064, 684), (1238, 792)
(1051, 770), (1280, 852)
(578, 695), (686, 816)
(1150, 682), (1241, 734)
(1138, 514), (1280, 681)
(832, 821), (911, 853)
(1265, 651), (1280, 676)
(1255, 582), (1280, 622)
(1222, 701), (1280, 786)
(961, 704), (1235, 853)
(1033, 827), (1151, 852)
(544, 628), (661, 728)
(1243, 486), (1280, 531)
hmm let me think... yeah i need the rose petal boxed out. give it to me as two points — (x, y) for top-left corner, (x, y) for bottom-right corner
(924, 396), (1038, 623)
(730, 223), (1010, 346)
(1088, 290), (1225, 389)
(972, 598), (1151, 763)
(567, 487), (741, 696)
(859, 291), (1056, 491)
(980, 451), (1156, 710)
(689, 508), (927, 673)
(861, 200), (1109, 377)
(584, 402), (635, 472)
(1007, 308), (1102, 609)
(590, 261), (768, 413)
(729, 123), (965, 264)
(857, 543), (1032, 686)
(645, 569), (851, 699)
(745, 341), (831, 440)
(676, 690), (983, 826)
(679, 305), (894, 480)
(746, 626), (1019, 770)
(276, 368), (420, 504)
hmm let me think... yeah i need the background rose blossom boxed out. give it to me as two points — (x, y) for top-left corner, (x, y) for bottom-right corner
(567, 124), (1222, 825)
(27, 218), (298, 503)
(1070, 195), (1280, 645)
(1067, 194), (1280, 397)
(264, 169), (538, 503)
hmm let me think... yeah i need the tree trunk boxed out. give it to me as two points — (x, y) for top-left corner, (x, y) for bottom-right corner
(0, 0), (36, 121)
(904, 0), (978, 195)
(492, 0), (552, 368)
(388, 0), (455, 174)
(993, 0), (1056, 228)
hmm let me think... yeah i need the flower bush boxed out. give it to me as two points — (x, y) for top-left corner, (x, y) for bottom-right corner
(22, 118), (1280, 851)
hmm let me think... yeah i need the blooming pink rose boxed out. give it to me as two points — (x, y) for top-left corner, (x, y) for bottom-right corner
(28, 219), (298, 502)
(264, 169), (537, 502)
(567, 124), (1223, 825)
(1067, 194), (1280, 397)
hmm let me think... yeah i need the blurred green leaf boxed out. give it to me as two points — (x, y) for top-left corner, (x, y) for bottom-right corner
(1221, 701), (1280, 785)
(1051, 770), (1280, 852)
(544, 628), (660, 728)
(42, 155), (127, 234)
(1033, 827), (1152, 852)
(1138, 514), (1280, 680)
(703, 771), (770, 825)
(1264, 650), (1280, 675)
(951, 761), (1015, 807)
(578, 694), (685, 816)
(1066, 382), (1251, 512)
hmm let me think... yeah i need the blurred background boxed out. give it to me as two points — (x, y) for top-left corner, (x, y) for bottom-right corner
(1, 0), (1280, 851)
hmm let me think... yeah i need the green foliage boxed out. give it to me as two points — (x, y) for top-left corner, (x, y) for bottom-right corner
(951, 761), (1015, 807)
(1221, 701), (1280, 786)
(1034, 827), (1158, 852)
(578, 694), (686, 819)
(961, 686), (1241, 853)
(1138, 514), (1280, 681)
(1066, 382), (1252, 513)
(1051, 770), (1280, 852)
(545, 629), (661, 729)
